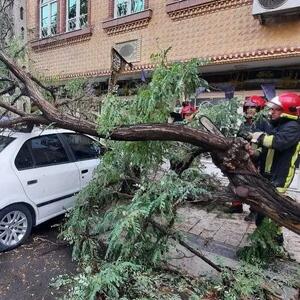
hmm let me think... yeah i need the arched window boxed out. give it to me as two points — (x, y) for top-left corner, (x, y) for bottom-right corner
(40, 0), (58, 38)
(67, 0), (88, 32)
(20, 7), (24, 20)
(114, 0), (144, 18)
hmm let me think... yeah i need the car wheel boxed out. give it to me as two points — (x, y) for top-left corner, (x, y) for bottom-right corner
(0, 204), (33, 252)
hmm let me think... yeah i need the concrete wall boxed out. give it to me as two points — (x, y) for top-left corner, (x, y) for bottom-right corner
(13, 0), (27, 42)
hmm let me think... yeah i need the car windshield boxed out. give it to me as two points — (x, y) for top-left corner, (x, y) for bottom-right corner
(0, 136), (15, 153)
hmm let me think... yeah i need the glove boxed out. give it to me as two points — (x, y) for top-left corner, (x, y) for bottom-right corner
(238, 130), (252, 141)
(251, 132), (265, 144)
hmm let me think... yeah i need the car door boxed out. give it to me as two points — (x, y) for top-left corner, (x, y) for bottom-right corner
(61, 133), (100, 188)
(14, 134), (81, 221)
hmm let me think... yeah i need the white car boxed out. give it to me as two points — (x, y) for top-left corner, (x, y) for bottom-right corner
(0, 128), (101, 251)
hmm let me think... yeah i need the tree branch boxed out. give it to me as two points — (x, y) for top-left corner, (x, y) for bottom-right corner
(171, 147), (205, 174)
(0, 84), (15, 96)
(54, 95), (85, 107)
(150, 219), (222, 272)
(0, 115), (48, 128)
(0, 76), (13, 83)
(29, 74), (57, 100)
(0, 99), (26, 116)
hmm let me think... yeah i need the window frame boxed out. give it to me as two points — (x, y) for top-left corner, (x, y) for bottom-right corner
(103, 0), (151, 35)
(66, 0), (88, 32)
(15, 134), (73, 171)
(14, 142), (35, 170)
(39, 0), (58, 38)
(114, 0), (145, 19)
(60, 133), (101, 162)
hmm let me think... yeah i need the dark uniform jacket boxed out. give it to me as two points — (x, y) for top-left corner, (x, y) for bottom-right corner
(260, 116), (300, 191)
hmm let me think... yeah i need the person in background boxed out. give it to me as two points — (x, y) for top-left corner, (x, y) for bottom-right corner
(168, 101), (198, 123)
(180, 101), (198, 122)
(229, 95), (271, 220)
(238, 96), (270, 137)
(251, 93), (300, 244)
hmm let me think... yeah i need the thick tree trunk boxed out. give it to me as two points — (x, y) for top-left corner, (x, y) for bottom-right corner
(210, 139), (300, 234)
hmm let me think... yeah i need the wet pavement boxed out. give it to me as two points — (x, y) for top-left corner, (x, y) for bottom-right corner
(175, 205), (300, 264)
(0, 205), (299, 299)
(0, 216), (76, 300)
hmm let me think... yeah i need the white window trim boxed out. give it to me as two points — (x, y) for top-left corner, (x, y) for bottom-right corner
(39, 0), (57, 38)
(114, 0), (144, 19)
(66, 0), (88, 32)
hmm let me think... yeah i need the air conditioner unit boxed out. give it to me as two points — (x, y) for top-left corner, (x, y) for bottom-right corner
(252, 0), (300, 17)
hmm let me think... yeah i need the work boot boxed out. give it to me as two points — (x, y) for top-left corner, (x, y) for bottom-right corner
(226, 205), (243, 214)
(244, 211), (256, 222)
(275, 233), (284, 246)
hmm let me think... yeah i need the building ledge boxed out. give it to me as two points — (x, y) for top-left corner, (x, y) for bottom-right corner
(43, 46), (300, 81)
(102, 9), (152, 35)
(31, 27), (93, 52)
(166, 0), (252, 20)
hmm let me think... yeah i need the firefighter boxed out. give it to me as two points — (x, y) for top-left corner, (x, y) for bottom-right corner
(180, 102), (198, 122)
(229, 95), (271, 218)
(251, 93), (300, 243)
(238, 96), (270, 138)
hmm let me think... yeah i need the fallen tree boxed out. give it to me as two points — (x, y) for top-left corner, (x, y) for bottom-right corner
(2, 48), (300, 299)
(0, 49), (299, 235)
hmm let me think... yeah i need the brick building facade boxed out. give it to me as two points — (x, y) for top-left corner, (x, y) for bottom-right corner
(26, 0), (300, 96)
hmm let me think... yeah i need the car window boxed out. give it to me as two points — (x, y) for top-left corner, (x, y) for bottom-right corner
(0, 136), (15, 153)
(63, 133), (99, 161)
(15, 143), (34, 170)
(27, 135), (69, 167)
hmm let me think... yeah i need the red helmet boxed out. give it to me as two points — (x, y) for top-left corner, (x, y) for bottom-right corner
(243, 95), (266, 112)
(181, 104), (197, 117)
(268, 93), (300, 116)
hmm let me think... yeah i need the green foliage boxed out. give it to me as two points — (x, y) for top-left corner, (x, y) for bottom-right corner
(6, 38), (26, 59)
(97, 55), (208, 171)
(198, 98), (243, 136)
(97, 53), (208, 170)
(52, 266), (211, 300)
(0, 38), (26, 83)
(61, 52), (275, 300)
(237, 218), (284, 265)
(215, 263), (266, 300)
(52, 262), (142, 300)
(64, 78), (87, 98)
(98, 54), (207, 134)
(61, 54), (222, 298)
(104, 170), (218, 265)
(63, 162), (218, 265)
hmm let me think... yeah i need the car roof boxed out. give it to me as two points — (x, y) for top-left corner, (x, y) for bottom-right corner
(0, 128), (75, 139)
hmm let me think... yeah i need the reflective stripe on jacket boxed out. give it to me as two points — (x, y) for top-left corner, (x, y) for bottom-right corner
(260, 117), (300, 191)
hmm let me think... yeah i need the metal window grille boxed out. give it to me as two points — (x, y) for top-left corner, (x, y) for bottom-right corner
(114, 0), (144, 18)
(67, 0), (88, 32)
(40, 0), (57, 38)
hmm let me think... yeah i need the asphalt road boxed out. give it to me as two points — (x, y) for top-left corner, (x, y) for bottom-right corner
(0, 216), (76, 300)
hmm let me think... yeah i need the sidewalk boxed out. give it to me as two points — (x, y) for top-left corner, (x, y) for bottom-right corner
(168, 205), (300, 277)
